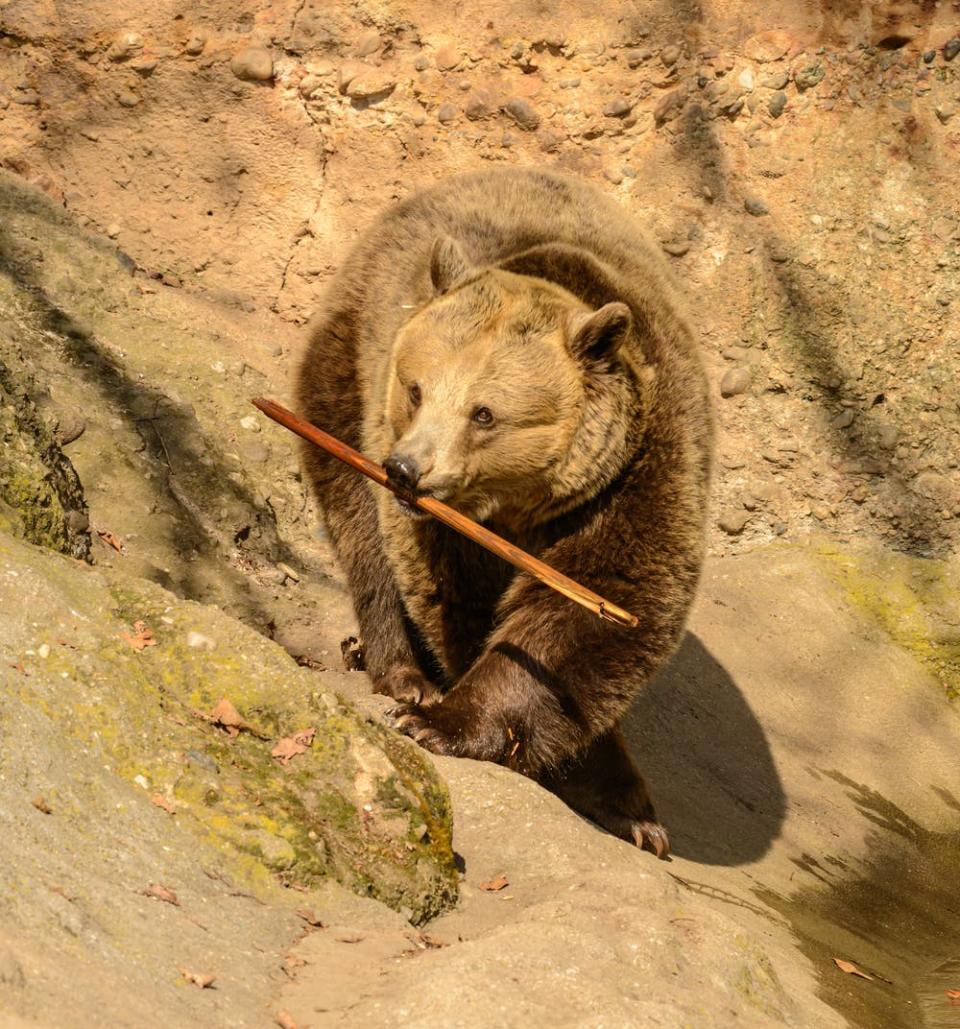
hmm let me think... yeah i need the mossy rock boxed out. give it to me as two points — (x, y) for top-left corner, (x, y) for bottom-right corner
(0, 529), (458, 923)
(0, 356), (90, 561)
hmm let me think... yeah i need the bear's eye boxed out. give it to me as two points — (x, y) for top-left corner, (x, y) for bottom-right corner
(408, 384), (422, 408)
(472, 406), (494, 428)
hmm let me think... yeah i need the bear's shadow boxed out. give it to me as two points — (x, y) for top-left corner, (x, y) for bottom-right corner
(620, 632), (786, 866)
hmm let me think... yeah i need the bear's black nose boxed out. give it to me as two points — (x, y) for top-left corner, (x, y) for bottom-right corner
(384, 454), (420, 491)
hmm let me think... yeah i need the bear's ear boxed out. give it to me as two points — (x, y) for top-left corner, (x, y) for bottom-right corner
(430, 235), (473, 295)
(568, 302), (632, 362)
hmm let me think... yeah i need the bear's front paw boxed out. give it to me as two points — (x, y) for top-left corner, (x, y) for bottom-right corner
(390, 701), (464, 756)
(374, 664), (443, 706)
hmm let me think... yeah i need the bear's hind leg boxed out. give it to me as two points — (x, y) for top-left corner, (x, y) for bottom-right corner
(545, 726), (670, 859)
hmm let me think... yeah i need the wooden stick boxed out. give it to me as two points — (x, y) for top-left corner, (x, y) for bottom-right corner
(251, 397), (638, 628)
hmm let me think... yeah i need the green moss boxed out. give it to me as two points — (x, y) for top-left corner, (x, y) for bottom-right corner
(812, 541), (960, 700)
(3, 532), (457, 923)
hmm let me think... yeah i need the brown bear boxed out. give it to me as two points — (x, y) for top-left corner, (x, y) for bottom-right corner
(296, 168), (712, 857)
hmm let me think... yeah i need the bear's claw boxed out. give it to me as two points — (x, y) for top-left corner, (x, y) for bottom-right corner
(631, 820), (671, 859)
(391, 704), (460, 756)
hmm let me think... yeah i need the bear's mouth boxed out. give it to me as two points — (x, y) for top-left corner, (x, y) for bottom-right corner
(393, 492), (431, 521)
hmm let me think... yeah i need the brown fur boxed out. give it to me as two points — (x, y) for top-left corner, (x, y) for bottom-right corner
(296, 169), (712, 856)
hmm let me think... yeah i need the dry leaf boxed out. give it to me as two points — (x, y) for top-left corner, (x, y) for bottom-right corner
(197, 697), (263, 738)
(97, 529), (124, 553)
(272, 728), (316, 765)
(179, 967), (215, 988)
(295, 908), (324, 927)
(120, 620), (156, 652)
(479, 873), (509, 892)
(276, 1011), (298, 1029)
(32, 795), (52, 815)
(833, 957), (874, 981)
(144, 883), (180, 906)
(150, 793), (176, 814)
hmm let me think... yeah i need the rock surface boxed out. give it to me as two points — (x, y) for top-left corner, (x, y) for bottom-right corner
(0, 2), (959, 1025)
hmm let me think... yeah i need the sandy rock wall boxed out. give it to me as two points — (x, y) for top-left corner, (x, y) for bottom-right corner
(3, 1), (959, 564)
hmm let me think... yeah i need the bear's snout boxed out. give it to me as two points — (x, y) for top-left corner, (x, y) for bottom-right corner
(384, 453), (421, 491)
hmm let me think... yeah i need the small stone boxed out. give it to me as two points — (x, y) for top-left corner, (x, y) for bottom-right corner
(37, 643), (50, 659)
(719, 510), (751, 535)
(935, 104), (956, 125)
(761, 70), (789, 89)
(299, 75), (322, 98)
(772, 521), (788, 536)
(720, 367), (751, 397)
(944, 38), (960, 62)
(537, 130), (561, 153)
(56, 415), (86, 445)
(106, 223), (121, 239)
(116, 90), (140, 108)
(503, 97), (540, 131)
(437, 102), (457, 123)
(356, 31), (381, 58)
(107, 31), (143, 62)
(923, 49), (936, 64)
(413, 55), (430, 72)
(744, 31), (792, 63)
(744, 196), (769, 217)
(768, 91), (787, 118)
(184, 35), (206, 56)
(186, 631), (216, 650)
(346, 72), (397, 101)
(240, 415), (261, 432)
(464, 92), (491, 120)
(130, 57), (158, 74)
(792, 59), (824, 91)
(738, 68), (754, 91)
(230, 47), (274, 83)
(11, 90), (39, 106)
(604, 167), (624, 185)
(660, 45), (681, 66)
(654, 89), (686, 124)
(625, 49), (647, 69)
(277, 561), (300, 582)
(435, 44), (460, 71)
(662, 240), (690, 257)
(830, 409), (855, 430)
(602, 97), (632, 118)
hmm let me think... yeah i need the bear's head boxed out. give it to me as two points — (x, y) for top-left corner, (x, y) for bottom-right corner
(383, 237), (646, 528)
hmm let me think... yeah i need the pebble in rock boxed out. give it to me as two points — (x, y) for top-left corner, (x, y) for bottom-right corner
(660, 45), (681, 66)
(107, 31), (143, 62)
(768, 91), (787, 118)
(604, 167), (624, 185)
(464, 92), (491, 120)
(944, 38), (960, 62)
(831, 409), (855, 430)
(230, 47), (274, 82)
(414, 55), (429, 71)
(437, 102), (458, 124)
(184, 34), (206, 56)
(654, 88), (686, 124)
(719, 510), (751, 535)
(744, 196), (769, 217)
(346, 72), (397, 101)
(602, 97), (632, 118)
(792, 59), (824, 91)
(435, 44), (461, 71)
(503, 97), (540, 131)
(625, 49), (647, 68)
(720, 366), (751, 397)
(356, 31), (381, 57)
(662, 240), (690, 257)
(761, 70), (789, 90)
(935, 104), (956, 125)
(117, 89), (140, 108)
